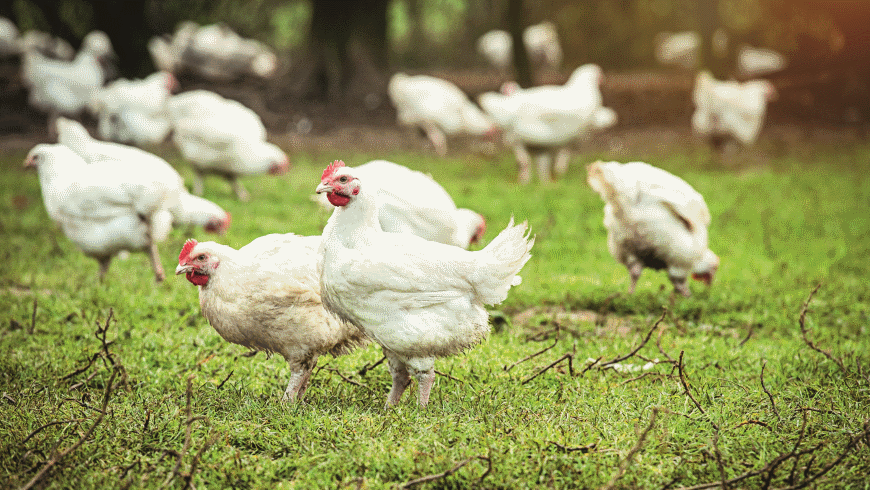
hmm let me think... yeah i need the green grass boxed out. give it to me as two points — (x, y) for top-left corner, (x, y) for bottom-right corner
(1, 139), (869, 489)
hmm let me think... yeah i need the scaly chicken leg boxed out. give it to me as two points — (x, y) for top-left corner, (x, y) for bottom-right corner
(386, 354), (412, 408)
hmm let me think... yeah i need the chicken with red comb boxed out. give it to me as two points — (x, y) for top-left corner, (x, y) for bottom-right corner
(176, 234), (366, 402)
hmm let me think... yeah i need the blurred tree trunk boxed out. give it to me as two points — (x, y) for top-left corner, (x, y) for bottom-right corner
(89, 0), (153, 78)
(697, 0), (728, 79)
(507, 0), (532, 87)
(290, 0), (389, 103)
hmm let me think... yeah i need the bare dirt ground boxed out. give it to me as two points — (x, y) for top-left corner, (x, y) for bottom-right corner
(2, 59), (867, 156)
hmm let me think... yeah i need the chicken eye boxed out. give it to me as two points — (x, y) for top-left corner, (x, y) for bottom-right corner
(339, 176), (348, 183)
(197, 254), (206, 261)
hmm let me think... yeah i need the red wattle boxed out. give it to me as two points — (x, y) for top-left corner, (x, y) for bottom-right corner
(186, 271), (210, 286)
(327, 192), (351, 207)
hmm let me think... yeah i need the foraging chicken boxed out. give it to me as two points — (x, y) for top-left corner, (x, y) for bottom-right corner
(56, 117), (230, 235)
(91, 71), (178, 146)
(692, 71), (776, 148)
(316, 161), (533, 407)
(737, 45), (786, 79)
(176, 235), (366, 402)
(25, 144), (174, 282)
(21, 48), (104, 123)
(388, 73), (498, 156)
(17, 29), (75, 60)
(168, 90), (289, 200)
(476, 21), (563, 71)
(479, 64), (616, 183)
(587, 160), (719, 297)
(148, 21), (277, 81)
(0, 16), (20, 57)
(314, 160), (486, 249)
(654, 31), (701, 70)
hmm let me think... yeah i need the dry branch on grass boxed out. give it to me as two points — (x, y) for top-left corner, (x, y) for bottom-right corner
(760, 360), (780, 421)
(398, 455), (491, 489)
(599, 407), (661, 490)
(798, 284), (849, 376)
(159, 374), (219, 490)
(677, 350), (719, 431)
(357, 356), (386, 377)
(599, 309), (666, 368)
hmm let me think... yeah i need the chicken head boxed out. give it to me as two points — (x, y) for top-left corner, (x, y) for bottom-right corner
(176, 239), (219, 286)
(315, 160), (360, 207)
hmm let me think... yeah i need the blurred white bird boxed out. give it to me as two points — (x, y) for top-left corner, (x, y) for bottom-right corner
(388, 73), (499, 156)
(56, 117), (231, 235)
(692, 71), (777, 148)
(587, 160), (719, 297)
(176, 234), (366, 402)
(25, 143), (175, 282)
(168, 90), (290, 200)
(316, 160), (533, 407)
(148, 21), (277, 81)
(21, 48), (104, 125)
(314, 160), (487, 249)
(479, 64), (616, 183)
(17, 29), (75, 60)
(476, 21), (563, 72)
(737, 45), (787, 79)
(0, 16), (20, 57)
(91, 71), (178, 146)
(654, 31), (701, 70)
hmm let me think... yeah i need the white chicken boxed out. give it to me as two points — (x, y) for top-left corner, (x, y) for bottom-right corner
(17, 29), (75, 60)
(654, 31), (701, 70)
(91, 71), (178, 146)
(314, 160), (486, 249)
(0, 16), (20, 57)
(25, 144), (174, 282)
(737, 45), (787, 79)
(476, 21), (563, 71)
(388, 73), (498, 156)
(56, 117), (231, 235)
(148, 21), (277, 81)
(168, 90), (290, 201)
(316, 160), (534, 408)
(21, 48), (104, 123)
(692, 71), (776, 148)
(587, 160), (719, 297)
(478, 64), (616, 183)
(175, 235), (366, 402)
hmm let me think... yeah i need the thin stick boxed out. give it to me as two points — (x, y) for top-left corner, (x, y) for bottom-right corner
(28, 299), (37, 334)
(760, 360), (780, 421)
(712, 431), (728, 490)
(599, 407), (660, 490)
(19, 419), (86, 446)
(216, 370), (234, 390)
(677, 350), (719, 431)
(358, 356), (386, 377)
(324, 367), (368, 388)
(600, 309), (666, 367)
(504, 334), (559, 372)
(434, 370), (463, 383)
(549, 441), (597, 453)
(20, 366), (119, 490)
(399, 455), (489, 489)
(521, 353), (573, 385)
(797, 284), (847, 374)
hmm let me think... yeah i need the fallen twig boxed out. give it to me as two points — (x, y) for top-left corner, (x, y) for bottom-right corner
(797, 284), (848, 375)
(398, 455), (491, 489)
(733, 420), (772, 430)
(549, 441), (597, 453)
(600, 309), (666, 368)
(358, 356), (386, 377)
(160, 374), (213, 490)
(323, 367), (368, 388)
(504, 332), (560, 372)
(760, 360), (780, 421)
(19, 419), (86, 446)
(216, 370), (234, 390)
(434, 370), (463, 384)
(20, 364), (120, 490)
(599, 407), (661, 490)
(28, 299), (37, 335)
(521, 353), (574, 385)
(677, 350), (719, 431)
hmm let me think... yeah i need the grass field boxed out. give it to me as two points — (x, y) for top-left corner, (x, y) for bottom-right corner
(1, 136), (869, 489)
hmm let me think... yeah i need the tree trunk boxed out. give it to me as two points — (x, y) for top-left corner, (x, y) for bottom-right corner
(291, 0), (390, 104)
(507, 0), (532, 87)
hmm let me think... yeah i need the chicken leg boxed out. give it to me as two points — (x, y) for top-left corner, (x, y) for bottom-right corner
(282, 359), (315, 403)
(230, 176), (250, 202)
(385, 354), (412, 408)
(414, 368), (436, 408)
(145, 220), (165, 282)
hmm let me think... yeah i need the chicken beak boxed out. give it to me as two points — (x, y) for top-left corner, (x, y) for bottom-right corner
(23, 156), (37, 168)
(315, 182), (333, 194)
(175, 264), (193, 276)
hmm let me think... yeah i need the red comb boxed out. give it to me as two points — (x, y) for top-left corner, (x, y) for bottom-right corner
(321, 160), (346, 181)
(179, 239), (198, 263)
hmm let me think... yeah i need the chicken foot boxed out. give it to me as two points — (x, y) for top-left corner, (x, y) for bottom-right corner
(145, 219), (165, 282)
(385, 355), (412, 408)
(281, 361), (315, 403)
(230, 176), (250, 202)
